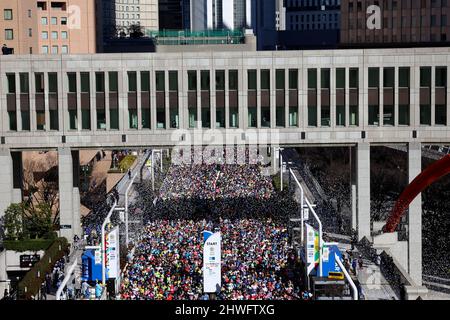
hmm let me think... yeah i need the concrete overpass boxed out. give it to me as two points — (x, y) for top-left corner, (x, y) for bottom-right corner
(1, 47), (450, 293)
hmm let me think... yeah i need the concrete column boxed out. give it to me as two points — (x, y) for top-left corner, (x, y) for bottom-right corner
(350, 146), (357, 230)
(357, 142), (371, 240)
(408, 142), (422, 286)
(0, 148), (14, 218)
(58, 147), (74, 241)
(0, 251), (7, 299)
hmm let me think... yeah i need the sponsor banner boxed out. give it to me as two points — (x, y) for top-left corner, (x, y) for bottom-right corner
(203, 231), (221, 293)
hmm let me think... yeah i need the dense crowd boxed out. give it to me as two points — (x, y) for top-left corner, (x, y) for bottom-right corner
(120, 218), (300, 300)
(121, 149), (302, 300)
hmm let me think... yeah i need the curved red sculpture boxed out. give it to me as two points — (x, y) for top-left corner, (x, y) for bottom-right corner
(384, 154), (450, 233)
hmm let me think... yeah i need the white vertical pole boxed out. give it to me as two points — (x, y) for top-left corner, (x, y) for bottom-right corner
(151, 150), (155, 191)
(102, 200), (117, 285)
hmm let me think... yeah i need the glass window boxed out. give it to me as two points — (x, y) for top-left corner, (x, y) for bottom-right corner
(230, 108), (239, 128)
(156, 109), (165, 129)
(420, 105), (431, 125)
(201, 71), (210, 91)
(215, 70), (225, 90)
(22, 111), (30, 131)
(142, 108), (151, 129)
(4, 9), (13, 20)
(308, 69), (317, 89)
(399, 67), (410, 88)
(229, 70), (238, 90)
(336, 105), (345, 126)
(261, 70), (270, 90)
(97, 109), (106, 130)
(276, 69), (285, 90)
(156, 71), (165, 91)
(41, 17), (48, 25)
(308, 105), (317, 126)
(187, 71), (196, 91)
(399, 105), (410, 126)
(110, 109), (119, 130)
(81, 109), (90, 130)
(80, 73), (90, 93)
(20, 73), (29, 94)
(7, 73), (15, 94)
(383, 68), (395, 88)
(50, 109), (58, 130)
(349, 68), (359, 88)
(336, 68), (345, 89)
(61, 17), (67, 25)
(51, 17), (57, 25)
(321, 69), (330, 89)
(201, 108), (210, 128)
(276, 107), (285, 127)
(51, 46), (58, 54)
(61, 31), (68, 39)
(368, 68), (380, 88)
(436, 67), (447, 87)
(369, 105), (380, 125)
(36, 111), (45, 130)
(128, 71), (137, 92)
(248, 70), (257, 90)
(289, 69), (298, 89)
(170, 107), (179, 129)
(141, 71), (150, 92)
(289, 107), (298, 127)
(95, 73), (104, 92)
(169, 71), (178, 91)
(61, 45), (68, 54)
(420, 67), (431, 87)
(48, 73), (57, 93)
(109, 72), (118, 92)
(69, 110), (77, 130)
(189, 107), (197, 128)
(129, 109), (138, 129)
(9, 111), (17, 131)
(68, 73), (76, 93)
(35, 73), (44, 93)
(436, 105), (447, 125)
(5, 29), (13, 40)
(248, 107), (257, 127)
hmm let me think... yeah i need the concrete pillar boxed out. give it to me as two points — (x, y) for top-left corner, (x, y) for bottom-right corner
(350, 146), (357, 231)
(0, 148), (14, 217)
(357, 142), (371, 240)
(408, 142), (422, 286)
(58, 147), (74, 241)
(0, 251), (7, 299)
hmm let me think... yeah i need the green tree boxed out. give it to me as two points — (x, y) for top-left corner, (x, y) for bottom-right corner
(3, 203), (23, 240)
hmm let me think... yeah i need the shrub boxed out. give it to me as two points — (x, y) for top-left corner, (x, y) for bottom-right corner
(18, 237), (69, 299)
(3, 239), (54, 252)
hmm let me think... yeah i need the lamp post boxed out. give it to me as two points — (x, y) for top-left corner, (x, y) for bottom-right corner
(125, 172), (138, 247)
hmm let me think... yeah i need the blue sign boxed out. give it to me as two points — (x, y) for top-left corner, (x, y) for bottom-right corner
(81, 249), (104, 281)
(321, 244), (343, 278)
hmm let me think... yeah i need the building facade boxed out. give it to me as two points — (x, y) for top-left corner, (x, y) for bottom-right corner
(0, 0), (96, 55)
(341, 0), (450, 46)
(112, 0), (159, 33)
(159, 0), (183, 30)
(285, 0), (340, 32)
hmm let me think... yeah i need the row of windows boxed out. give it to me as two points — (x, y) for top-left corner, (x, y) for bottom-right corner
(41, 31), (68, 40)
(348, 0), (449, 11)
(41, 16), (68, 25)
(41, 45), (69, 54)
(117, 6), (141, 12)
(289, 22), (339, 30)
(347, 15), (449, 29)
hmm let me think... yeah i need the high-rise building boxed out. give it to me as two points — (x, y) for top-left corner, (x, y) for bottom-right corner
(340, 0), (450, 46)
(159, 0), (183, 30)
(284, 0), (340, 32)
(0, 0), (96, 54)
(114, 0), (158, 32)
(189, 0), (252, 31)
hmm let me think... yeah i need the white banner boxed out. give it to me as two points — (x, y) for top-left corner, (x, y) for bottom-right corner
(203, 231), (221, 293)
(106, 227), (120, 279)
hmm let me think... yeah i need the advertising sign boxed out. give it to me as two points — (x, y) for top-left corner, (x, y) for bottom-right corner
(106, 227), (120, 279)
(203, 231), (221, 293)
(322, 244), (343, 278)
(304, 223), (320, 275)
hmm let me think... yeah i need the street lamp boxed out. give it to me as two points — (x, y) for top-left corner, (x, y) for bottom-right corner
(125, 172), (138, 247)
(101, 200), (117, 285)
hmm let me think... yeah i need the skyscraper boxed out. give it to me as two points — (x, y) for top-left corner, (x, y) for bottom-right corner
(159, 0), (183, 30)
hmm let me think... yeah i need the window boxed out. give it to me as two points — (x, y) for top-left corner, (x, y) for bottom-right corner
(321, 69), (330, 89)
(336, 68), (345, 89)
(28, 28), (32, 37)
(96, 73), (105, 92)
(435, 67), (447, 87)
(187, 71), (197, 91)
(20, 73), (29, 93)
(308, 69), (317, 89)
(289, 69), (298, 89)
(169, 71), (178, 91)
(420, 67), (432, 87)
(156, 71), (165, 91)
(229, 70), (238, 90)
(368, 68), (380, 87)
(201, 71), (210, 91)
(68, 73), (76, 93)
(349, 68), (359, 88)
(109, 72), (119, 130)
(4, 9), (13, 20)
(61, 45), (68, 54)
(248, 70), (257, 90)
(41, 17), (48, 25)
(5, 29), (13, 40)
(128, 72), (137, 92)
(215, 70), (225, 91)
(261, 70), (270, 90)
(42, 31), (48, 39)
(61, 17), (67, 25)
(51, 31), (58, 39)
(141, 71), (150, 92)
(51, 17), (57, 25)
(61, 31), (68, 39)
(276, 70), (285, 90)
(80, 72), (90, 93)
(41, 46), (49, 54)
(383, 68), (395, 88)
(51, 46), (58, 54)
(399, 67), (410, 87)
